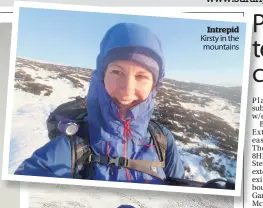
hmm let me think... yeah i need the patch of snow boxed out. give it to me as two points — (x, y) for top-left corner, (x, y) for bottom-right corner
(178, 98), (239, 129)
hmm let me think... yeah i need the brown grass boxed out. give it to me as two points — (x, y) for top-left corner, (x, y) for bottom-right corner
(15, 70), (34, 81)
(15, 82), (53, 96)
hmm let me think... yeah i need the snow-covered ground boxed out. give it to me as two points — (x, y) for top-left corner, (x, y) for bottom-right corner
(27, 183), (234, 208)
(9, 64), (90, 174)
(9, 57), (240, 183)
(154, 84), (239, 182)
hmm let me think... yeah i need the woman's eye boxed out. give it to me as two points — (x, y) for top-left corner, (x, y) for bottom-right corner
(111, 70), (123, 75)
(136, 75), (149, 80)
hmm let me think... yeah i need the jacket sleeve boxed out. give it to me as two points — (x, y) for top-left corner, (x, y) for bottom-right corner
(14, 136), (72, 178)
(163, 127), (185, 179)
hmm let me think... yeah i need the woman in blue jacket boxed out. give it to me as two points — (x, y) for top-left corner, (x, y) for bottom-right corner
(15, 22), (185, 184)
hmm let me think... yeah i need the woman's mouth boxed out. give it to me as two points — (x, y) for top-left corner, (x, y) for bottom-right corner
(118, 100), (133, 105)
(114, 99), (137, 107)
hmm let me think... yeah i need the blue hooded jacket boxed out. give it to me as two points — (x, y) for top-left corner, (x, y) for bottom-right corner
(14, 23), (185, 183)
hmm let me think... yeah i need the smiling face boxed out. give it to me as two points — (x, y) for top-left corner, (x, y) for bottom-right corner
(104, 60), (155, 111)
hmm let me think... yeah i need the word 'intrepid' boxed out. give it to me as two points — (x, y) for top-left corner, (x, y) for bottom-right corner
(207, 26), (239, 35)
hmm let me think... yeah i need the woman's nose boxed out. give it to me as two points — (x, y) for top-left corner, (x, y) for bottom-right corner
(120, 76), (136, 95)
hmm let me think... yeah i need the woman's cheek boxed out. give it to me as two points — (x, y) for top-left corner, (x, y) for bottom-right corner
(107, 76), (118, 91)
(141, 83), (153, 96)
(136, 88), (147, 100)
(105, 81), (115, 96)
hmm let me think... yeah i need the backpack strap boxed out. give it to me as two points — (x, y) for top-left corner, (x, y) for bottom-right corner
(126, 158), (165, 180)
(70, 121), (95, 179)
(70, 136), (94, 179)
(84, 154), (165, 180)
(148, 119), (167, 165)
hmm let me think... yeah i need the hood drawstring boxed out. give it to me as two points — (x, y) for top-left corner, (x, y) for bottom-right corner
(139, 138), (155, 147)
(124, 120), (154, 147)
(124, 119), (135, 144)
(117, 110), (156, 146)
(117, 111), (135, 142)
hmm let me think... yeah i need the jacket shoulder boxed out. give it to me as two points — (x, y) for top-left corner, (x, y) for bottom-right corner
(158, 125), (175, 147)
(14, 136), (72, 178)
(159, 126), (185, 179)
